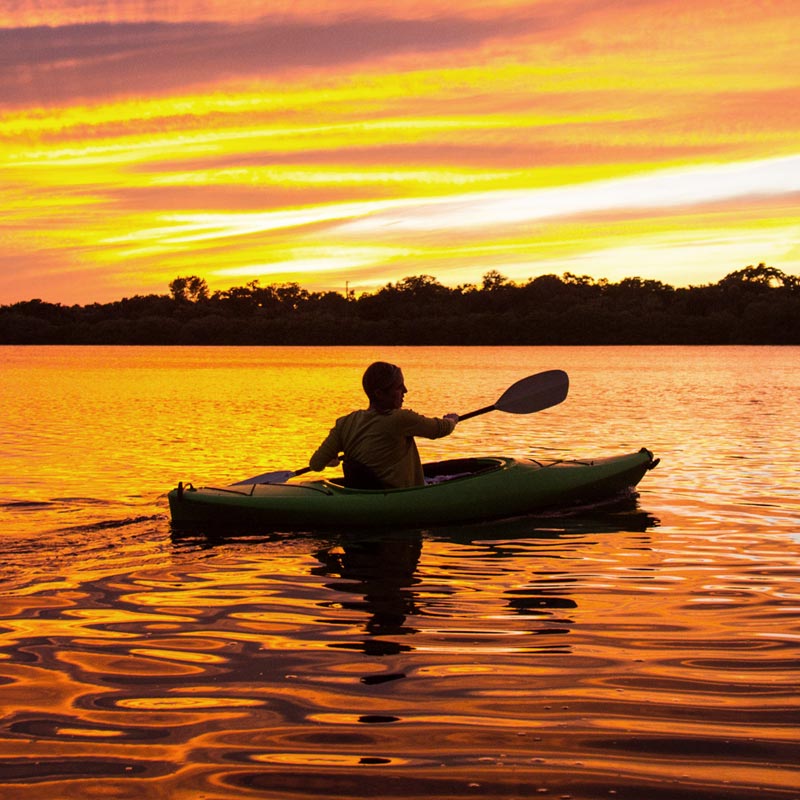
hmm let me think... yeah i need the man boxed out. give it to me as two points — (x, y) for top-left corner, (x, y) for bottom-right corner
(309, 362), (459, 489)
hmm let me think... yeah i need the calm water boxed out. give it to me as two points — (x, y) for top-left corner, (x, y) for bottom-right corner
(1, 345), (799, 799)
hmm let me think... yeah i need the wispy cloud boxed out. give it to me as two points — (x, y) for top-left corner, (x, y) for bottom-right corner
(1, 11), (555, 105)
(334, 155), (800, 236)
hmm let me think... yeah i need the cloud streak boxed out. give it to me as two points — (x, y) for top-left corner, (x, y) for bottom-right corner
(334, 155), (800, 236)
(2, 11), (555, 105)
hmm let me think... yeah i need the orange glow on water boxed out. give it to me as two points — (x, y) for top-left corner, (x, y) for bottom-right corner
(2, 345), (800, 799)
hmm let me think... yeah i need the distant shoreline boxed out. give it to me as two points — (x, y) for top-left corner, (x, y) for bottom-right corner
(3, 265), (798, 346)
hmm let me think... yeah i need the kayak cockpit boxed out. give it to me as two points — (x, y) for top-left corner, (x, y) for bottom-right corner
(325, 456), (508, 489)
(423, 456), (507, 483)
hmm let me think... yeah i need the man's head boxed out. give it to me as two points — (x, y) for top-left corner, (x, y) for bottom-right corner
(362, 362), (407, 411)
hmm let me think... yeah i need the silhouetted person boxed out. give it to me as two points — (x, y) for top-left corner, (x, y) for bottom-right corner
(309, 362), (458, 489)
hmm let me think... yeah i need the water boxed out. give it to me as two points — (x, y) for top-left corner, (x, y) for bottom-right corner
(1, 345), (799, 799)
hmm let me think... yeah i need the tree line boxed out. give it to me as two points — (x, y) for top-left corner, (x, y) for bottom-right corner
(2, 263), (798, 345)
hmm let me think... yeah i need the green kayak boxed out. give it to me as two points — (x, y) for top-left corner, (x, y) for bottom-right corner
(168, 448), (658, 531)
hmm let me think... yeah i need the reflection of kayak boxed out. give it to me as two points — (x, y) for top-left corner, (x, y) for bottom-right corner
(168, 448), (658, 531)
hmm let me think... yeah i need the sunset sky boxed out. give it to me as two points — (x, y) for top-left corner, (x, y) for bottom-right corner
(2, 0), (799, 305)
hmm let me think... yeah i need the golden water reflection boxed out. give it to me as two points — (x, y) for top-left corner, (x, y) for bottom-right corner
(2, 514), (799, 798)
(2, 346), (799, 798)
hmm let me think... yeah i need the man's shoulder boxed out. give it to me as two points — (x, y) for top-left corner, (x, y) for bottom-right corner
(389, 408), (427, 425)
(391, 407), (421, 417)
(336, 408), (379, 428)
(336, 408), (371, 418)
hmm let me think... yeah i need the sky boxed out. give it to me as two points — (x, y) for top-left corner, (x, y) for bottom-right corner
(1, 0), (799, 305)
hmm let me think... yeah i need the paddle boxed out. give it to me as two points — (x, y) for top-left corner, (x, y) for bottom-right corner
(233, 466), (312, 486)
(234, 369), (569, 485)
(457, 368), (569, 420)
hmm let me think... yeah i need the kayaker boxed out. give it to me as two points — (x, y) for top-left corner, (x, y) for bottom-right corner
(309, 362), (459, 489)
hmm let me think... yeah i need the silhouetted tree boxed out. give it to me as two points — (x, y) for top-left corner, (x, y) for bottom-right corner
(719, 263), (792, 289)
(481, 270), (512, 291)
(169, 275), (209, 303)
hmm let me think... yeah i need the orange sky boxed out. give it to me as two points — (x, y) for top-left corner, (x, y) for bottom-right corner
(1, 0), (799, 304)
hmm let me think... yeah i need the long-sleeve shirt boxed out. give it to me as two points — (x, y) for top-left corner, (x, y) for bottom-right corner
(309, 408), (456, 489)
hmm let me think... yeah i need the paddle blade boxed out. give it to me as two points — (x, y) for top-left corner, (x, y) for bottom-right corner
(232, 469), (296, 486)
(233, 466), (313, 486)
(494, 369), (569, 414)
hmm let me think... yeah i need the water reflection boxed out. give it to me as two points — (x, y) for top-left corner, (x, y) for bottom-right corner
(4, 344), (800, 799)
(313, 534), (422, 655)
(293, 505), (662, 661)
(5, 504), (800, 799)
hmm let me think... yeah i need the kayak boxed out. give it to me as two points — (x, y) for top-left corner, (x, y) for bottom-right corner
(168, 448), (658, 531)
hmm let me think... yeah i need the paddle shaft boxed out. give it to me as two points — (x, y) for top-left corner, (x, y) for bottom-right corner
(457, 404), (495, 422)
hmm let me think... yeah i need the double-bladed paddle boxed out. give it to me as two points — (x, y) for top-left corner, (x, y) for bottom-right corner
(233, 369), (569, 486)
